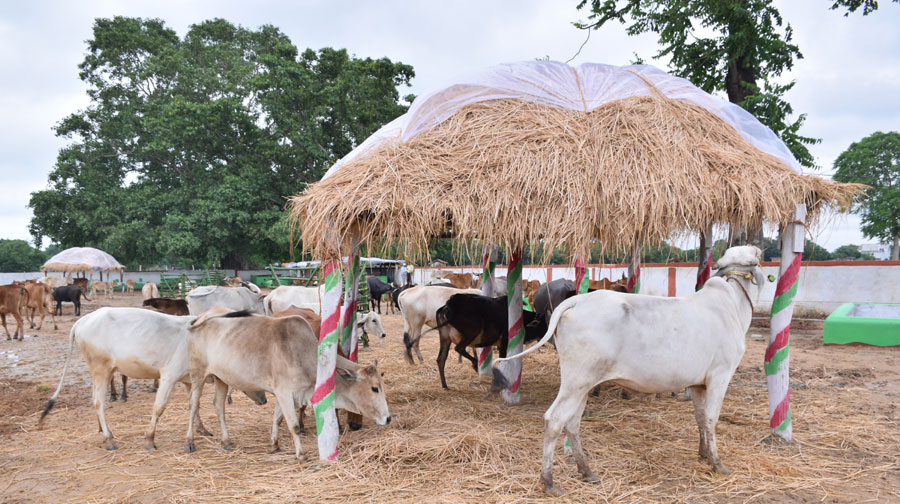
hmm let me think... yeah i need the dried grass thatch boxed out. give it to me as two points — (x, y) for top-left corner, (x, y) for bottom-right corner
(290, 97), (862, 261)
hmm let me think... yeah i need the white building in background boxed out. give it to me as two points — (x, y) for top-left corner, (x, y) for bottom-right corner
(859, 243), (891, 260)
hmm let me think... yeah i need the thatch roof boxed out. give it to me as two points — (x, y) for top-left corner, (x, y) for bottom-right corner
(43, 247), (125, 273)
(289, 62), (861, 261)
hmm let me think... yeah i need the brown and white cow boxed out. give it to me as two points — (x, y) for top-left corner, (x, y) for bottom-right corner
(39, 307), (266, 450)
(185, 310), (391, 460)
(125, 280), (135, 295)
(272, 306), (364, 433)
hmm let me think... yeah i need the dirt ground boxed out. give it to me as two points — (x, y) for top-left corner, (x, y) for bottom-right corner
(1, 292), (898, 503)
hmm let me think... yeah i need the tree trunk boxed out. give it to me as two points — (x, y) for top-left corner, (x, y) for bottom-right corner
(893, 233), (899, 260)
(221, 251), (249, 270)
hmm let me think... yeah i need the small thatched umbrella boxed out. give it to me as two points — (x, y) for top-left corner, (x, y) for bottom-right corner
(42, 247), (125, 281)
(289, 61), (861, 458)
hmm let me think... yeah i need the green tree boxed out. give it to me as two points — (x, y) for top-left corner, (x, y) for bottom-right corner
(803, 241), (832, 260)
(832, 131), (900, 260)
(831, 244), (876, 260)
(30, 17), (413, 269)
(0, 240), (46, 272)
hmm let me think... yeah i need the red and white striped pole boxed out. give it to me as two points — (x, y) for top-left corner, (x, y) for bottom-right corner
(696, 226), (713, 291)
(312, 259), (342, 460)
(340, 242), (361, 362)
(477, 245), (497, 376)
(767, 204), (806, 441)
(498, 246), (524, 404)
(626, 249), (641, 294)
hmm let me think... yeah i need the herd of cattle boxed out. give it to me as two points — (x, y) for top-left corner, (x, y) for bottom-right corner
(6, 245), (766, 496)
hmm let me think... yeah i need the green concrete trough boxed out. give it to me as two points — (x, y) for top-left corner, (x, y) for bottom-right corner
(824, 303), (900, 346)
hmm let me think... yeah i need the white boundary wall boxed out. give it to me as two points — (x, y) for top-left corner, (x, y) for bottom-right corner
(416, 261), (900, 317)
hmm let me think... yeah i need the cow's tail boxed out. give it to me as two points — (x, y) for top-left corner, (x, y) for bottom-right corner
(80, 290), (93, 302)
(40, 321), (79, 426)
(495, 295), (573, 364)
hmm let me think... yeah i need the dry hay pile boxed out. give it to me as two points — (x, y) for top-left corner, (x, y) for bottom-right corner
(2, 324), (898, 503)
(291, 98), (862, 260)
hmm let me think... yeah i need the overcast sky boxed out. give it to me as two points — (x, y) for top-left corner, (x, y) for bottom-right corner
(2, 1), (898, 251)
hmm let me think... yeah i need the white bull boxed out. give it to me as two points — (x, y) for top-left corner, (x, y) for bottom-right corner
(263, 285), (326, 315)
(38, 307), (266, 450)
(397, 285), (480, 364)
(495, 245), (764, 496)
(186, 285), (265, 315)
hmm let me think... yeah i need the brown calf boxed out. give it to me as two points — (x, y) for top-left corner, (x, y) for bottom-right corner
(72, 278), (89, 290)
(143, 298), (189, 316)
(444, 273), (475, 289)
(0, 284), (27, 340)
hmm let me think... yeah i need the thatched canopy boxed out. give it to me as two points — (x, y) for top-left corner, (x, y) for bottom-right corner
(43, 247), (125, 273)
(290, 62), (861, 260)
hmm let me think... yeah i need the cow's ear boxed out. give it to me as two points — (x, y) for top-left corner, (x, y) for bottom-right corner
(336, 367), (357, 382)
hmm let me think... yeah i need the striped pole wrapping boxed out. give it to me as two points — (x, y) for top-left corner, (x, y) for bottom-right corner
(696, 227), (713, 291)
(477, 246), (497, 376)
(499, 247), (524, 404)
(574, 256), (589, 294)
(767, 204), (806, 441)
(312, 260), (342, 460)
(626, 251), (641, 294)
(340, 247), (361, 362)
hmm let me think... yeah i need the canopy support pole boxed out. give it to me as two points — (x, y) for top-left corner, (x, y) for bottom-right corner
(626, 249), (641, 294)
(477, 245), (497, 376)
(499, 246), (524, 404)
(313, 252), (343, 460)
(767, 203), (805, 442)
(696, 226), (713, 291)
(341, 241), (361, 361)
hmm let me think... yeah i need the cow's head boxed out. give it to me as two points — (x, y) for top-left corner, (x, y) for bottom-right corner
(357, 312), (386, 339)
(714, 245), (765, 287)
(335, 359), (391, 426)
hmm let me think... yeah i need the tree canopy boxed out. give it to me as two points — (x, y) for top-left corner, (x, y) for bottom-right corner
(832, 131), (900, 260)
(29, 17), (413, 269)
(0, 240), (47, 272)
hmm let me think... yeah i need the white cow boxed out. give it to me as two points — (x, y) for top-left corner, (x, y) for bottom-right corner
(39, 307), (266, 450)
(263, 285), (326, 315)
(186, 285), (265, 315)
(495, 245), (763, 496)
(397, 285), (480, 364)
(141, 282), (160, 301)
(39, 276), (68, 289)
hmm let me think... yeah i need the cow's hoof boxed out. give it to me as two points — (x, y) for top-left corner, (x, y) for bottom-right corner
(582, 472), (601, 484)
(223, 441), (234, 451)
(297, 453), (309, 463)
(270, 445), (281, 454)
(620, 389), (634, 400)
(121, 397), (127, 402)
(226, 396), (233, 405)
(713, 463), (731, 475)
(105, 440), (118, 451)
(109, 397), (118, 402)
(543, 484), (563, 497)
(348, 422), (362, 431)
(144, 442), (157, 450)
(185, 442), (196, 453)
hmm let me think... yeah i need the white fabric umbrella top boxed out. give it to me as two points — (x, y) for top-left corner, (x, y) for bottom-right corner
(323, 61), (801, 180)
(43, 247), (125, 273)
